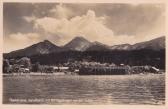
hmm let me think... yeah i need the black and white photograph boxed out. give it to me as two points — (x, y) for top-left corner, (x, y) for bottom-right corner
(2, 2), (166, 105)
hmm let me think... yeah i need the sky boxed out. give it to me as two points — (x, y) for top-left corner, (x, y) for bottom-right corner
(3, 3), (165, 53)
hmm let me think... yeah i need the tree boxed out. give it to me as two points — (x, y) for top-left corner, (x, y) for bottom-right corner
(32, 62), (40, 72)
(17, 57), (31, 68)
(3, 59), (10, 73)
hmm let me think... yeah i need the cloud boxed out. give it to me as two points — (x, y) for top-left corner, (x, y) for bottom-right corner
(22, 16), (36, 23)
(9, 32), (40, 41)
(105, 4), (165, 36)
(33, 9), (135, 45)
(4, 33), (40, 52)
(49, 4), (74, 19)
(34, 10), (134, 45)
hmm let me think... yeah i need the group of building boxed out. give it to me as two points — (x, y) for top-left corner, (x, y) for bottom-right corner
(78, 65), (160, 75)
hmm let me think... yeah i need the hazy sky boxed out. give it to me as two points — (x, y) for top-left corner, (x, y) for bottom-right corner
(3, 3), (165, 53)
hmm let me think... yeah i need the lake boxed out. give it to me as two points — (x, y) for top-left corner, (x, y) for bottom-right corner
(3, 74), (165, 105)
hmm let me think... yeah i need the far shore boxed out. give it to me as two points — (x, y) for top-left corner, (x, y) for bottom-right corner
(3, 72), (68, 76)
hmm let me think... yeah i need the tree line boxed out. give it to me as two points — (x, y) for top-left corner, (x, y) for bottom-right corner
(25, 49), (166, 69)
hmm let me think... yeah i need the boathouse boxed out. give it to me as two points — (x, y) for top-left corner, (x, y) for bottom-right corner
(78, 66), (130, 75)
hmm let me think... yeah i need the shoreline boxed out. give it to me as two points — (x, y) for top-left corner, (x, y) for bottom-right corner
(3, 72), (165, 76)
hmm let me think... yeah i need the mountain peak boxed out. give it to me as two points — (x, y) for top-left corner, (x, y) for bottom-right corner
(72, 36), (89, 42)
(43, 39), (51, 43)
(6, 39), (61, 57)
(39, 40), (54, 45)
(75, 36), (84, 39)
(64, 36), (92, 51)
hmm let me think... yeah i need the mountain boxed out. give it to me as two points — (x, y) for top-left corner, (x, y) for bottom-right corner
(63, 36), (92, 51)
(110, 36), (165, 51)
(86, 41), (110, 51)
(130, 36), (165, 50)
(5, 40), (61, 57)
(4, 36), (165, 58)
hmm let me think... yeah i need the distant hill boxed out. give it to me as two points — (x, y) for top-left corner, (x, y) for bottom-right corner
(130, 36), (165, 50)
(110, 36), (165, 51)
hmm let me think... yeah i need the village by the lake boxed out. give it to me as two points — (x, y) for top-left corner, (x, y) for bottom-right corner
(3, 57), (163, 76)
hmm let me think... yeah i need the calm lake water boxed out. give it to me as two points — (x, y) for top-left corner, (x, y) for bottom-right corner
(3, 74), (165, 105)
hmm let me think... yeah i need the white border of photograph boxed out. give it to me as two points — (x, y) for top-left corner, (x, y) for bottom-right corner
(0, 0), (167, 109)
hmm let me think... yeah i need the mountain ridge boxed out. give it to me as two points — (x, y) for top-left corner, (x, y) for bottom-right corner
(4, 36), (165, 58)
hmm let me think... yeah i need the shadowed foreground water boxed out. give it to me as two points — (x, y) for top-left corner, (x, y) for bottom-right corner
(3, 74), (165, 105)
